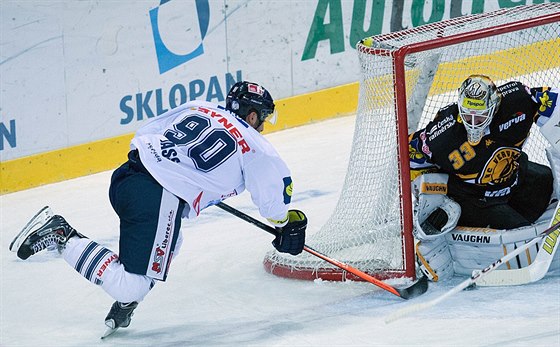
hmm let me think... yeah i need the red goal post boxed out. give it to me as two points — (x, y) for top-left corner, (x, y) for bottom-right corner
(264, 3), (560, 282)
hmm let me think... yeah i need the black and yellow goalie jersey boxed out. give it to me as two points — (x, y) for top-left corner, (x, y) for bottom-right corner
(409, 81), (558, 199)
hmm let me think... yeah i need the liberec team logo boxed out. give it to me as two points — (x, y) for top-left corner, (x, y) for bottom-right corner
(149, 0), (210, 74)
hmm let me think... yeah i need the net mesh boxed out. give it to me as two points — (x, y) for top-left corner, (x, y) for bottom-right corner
(264, 3), (560, 281)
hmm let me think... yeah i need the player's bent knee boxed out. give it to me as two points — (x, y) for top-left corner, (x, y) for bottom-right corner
(99, 261), (155, 303)
(62, 237), (155, 302)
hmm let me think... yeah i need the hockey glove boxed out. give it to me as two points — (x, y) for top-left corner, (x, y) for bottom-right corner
(412, 173), (461, 240)
(272, 210), (307, 255)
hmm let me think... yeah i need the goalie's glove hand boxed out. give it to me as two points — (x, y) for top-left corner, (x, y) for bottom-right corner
(273, 210), (307, 255)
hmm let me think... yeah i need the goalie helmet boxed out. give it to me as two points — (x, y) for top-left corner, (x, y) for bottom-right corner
(226, 81), (277, 126)
(457, 74), (502, 145)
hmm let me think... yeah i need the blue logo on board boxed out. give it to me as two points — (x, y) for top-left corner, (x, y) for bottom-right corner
(149, 0), (210, 74)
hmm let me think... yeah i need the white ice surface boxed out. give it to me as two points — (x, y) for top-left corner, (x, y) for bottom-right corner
(1, 116), (559, 346)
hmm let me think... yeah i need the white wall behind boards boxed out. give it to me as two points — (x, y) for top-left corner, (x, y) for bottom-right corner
(0, 0), (550, 161)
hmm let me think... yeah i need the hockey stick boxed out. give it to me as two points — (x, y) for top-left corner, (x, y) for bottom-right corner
(476, 202), (560, 286)
(385, 219), (560, 323)
(215, 202), (428, 300)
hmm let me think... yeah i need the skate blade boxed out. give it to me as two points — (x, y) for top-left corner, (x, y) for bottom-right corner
(101, 326), (119, 339)
(101, 320), (118, 339)
(9, 206), (54, 253)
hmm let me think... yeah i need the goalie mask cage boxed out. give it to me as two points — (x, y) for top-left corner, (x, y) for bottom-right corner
(264, 3), (560, 282)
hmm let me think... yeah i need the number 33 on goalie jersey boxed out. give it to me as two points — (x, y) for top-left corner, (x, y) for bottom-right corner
(130, 100), (293, 225)
(408, 82), (559, 196)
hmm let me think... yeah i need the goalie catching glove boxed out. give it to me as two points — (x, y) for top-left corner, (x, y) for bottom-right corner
(412, 173), (461, 240)
(273, 210), (307, 255)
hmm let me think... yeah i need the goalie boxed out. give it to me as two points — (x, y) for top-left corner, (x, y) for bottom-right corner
(408, 74), (560, 281)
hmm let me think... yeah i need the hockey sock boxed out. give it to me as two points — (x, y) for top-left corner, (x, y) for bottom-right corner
(62, 237), (154, 303)
(62, 237), (117, 285)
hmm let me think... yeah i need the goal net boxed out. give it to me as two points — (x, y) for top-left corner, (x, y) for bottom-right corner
(264, 3), (560, 281)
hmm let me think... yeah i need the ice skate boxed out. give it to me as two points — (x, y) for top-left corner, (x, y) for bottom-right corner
(10, 207), (83, 260)
(102, 301), (139, 338)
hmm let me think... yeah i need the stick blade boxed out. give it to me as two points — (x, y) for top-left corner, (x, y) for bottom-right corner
(397, 275), (429, 300)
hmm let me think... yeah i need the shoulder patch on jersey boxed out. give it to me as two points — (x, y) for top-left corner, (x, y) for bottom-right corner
(283, 177), (293, 204)
(535, 89), (558, 118)
(409, 137), (428, 164)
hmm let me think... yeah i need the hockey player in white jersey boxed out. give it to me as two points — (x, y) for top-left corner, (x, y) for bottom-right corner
(9, 81), (307, 337)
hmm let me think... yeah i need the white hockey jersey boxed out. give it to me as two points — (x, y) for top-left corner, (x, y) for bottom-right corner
(130, 100), (292, 225)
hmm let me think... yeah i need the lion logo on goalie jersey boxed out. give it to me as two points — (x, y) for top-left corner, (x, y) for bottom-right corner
(479, 147), (521, 185)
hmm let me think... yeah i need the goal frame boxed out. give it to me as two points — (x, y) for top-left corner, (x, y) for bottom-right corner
(367, 8), (560, 280)
(264, 4), (560, 282)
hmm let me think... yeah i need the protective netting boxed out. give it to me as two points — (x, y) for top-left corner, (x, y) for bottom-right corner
(264, 3), (560, 281)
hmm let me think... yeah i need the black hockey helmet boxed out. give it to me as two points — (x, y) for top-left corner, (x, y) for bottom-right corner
(226, 81), (277, 125)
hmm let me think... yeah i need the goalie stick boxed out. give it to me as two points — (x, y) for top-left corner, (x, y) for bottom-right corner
(385, 218), (560, 323)
(476, 202), (560, 286)
(215, 202), (428, 300)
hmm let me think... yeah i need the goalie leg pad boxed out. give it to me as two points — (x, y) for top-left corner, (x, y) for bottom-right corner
(416, 237), (454, 282)
(446, 207), (559, 276)
(63, 237), (155, 303)
(546, 147), (560, 201)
